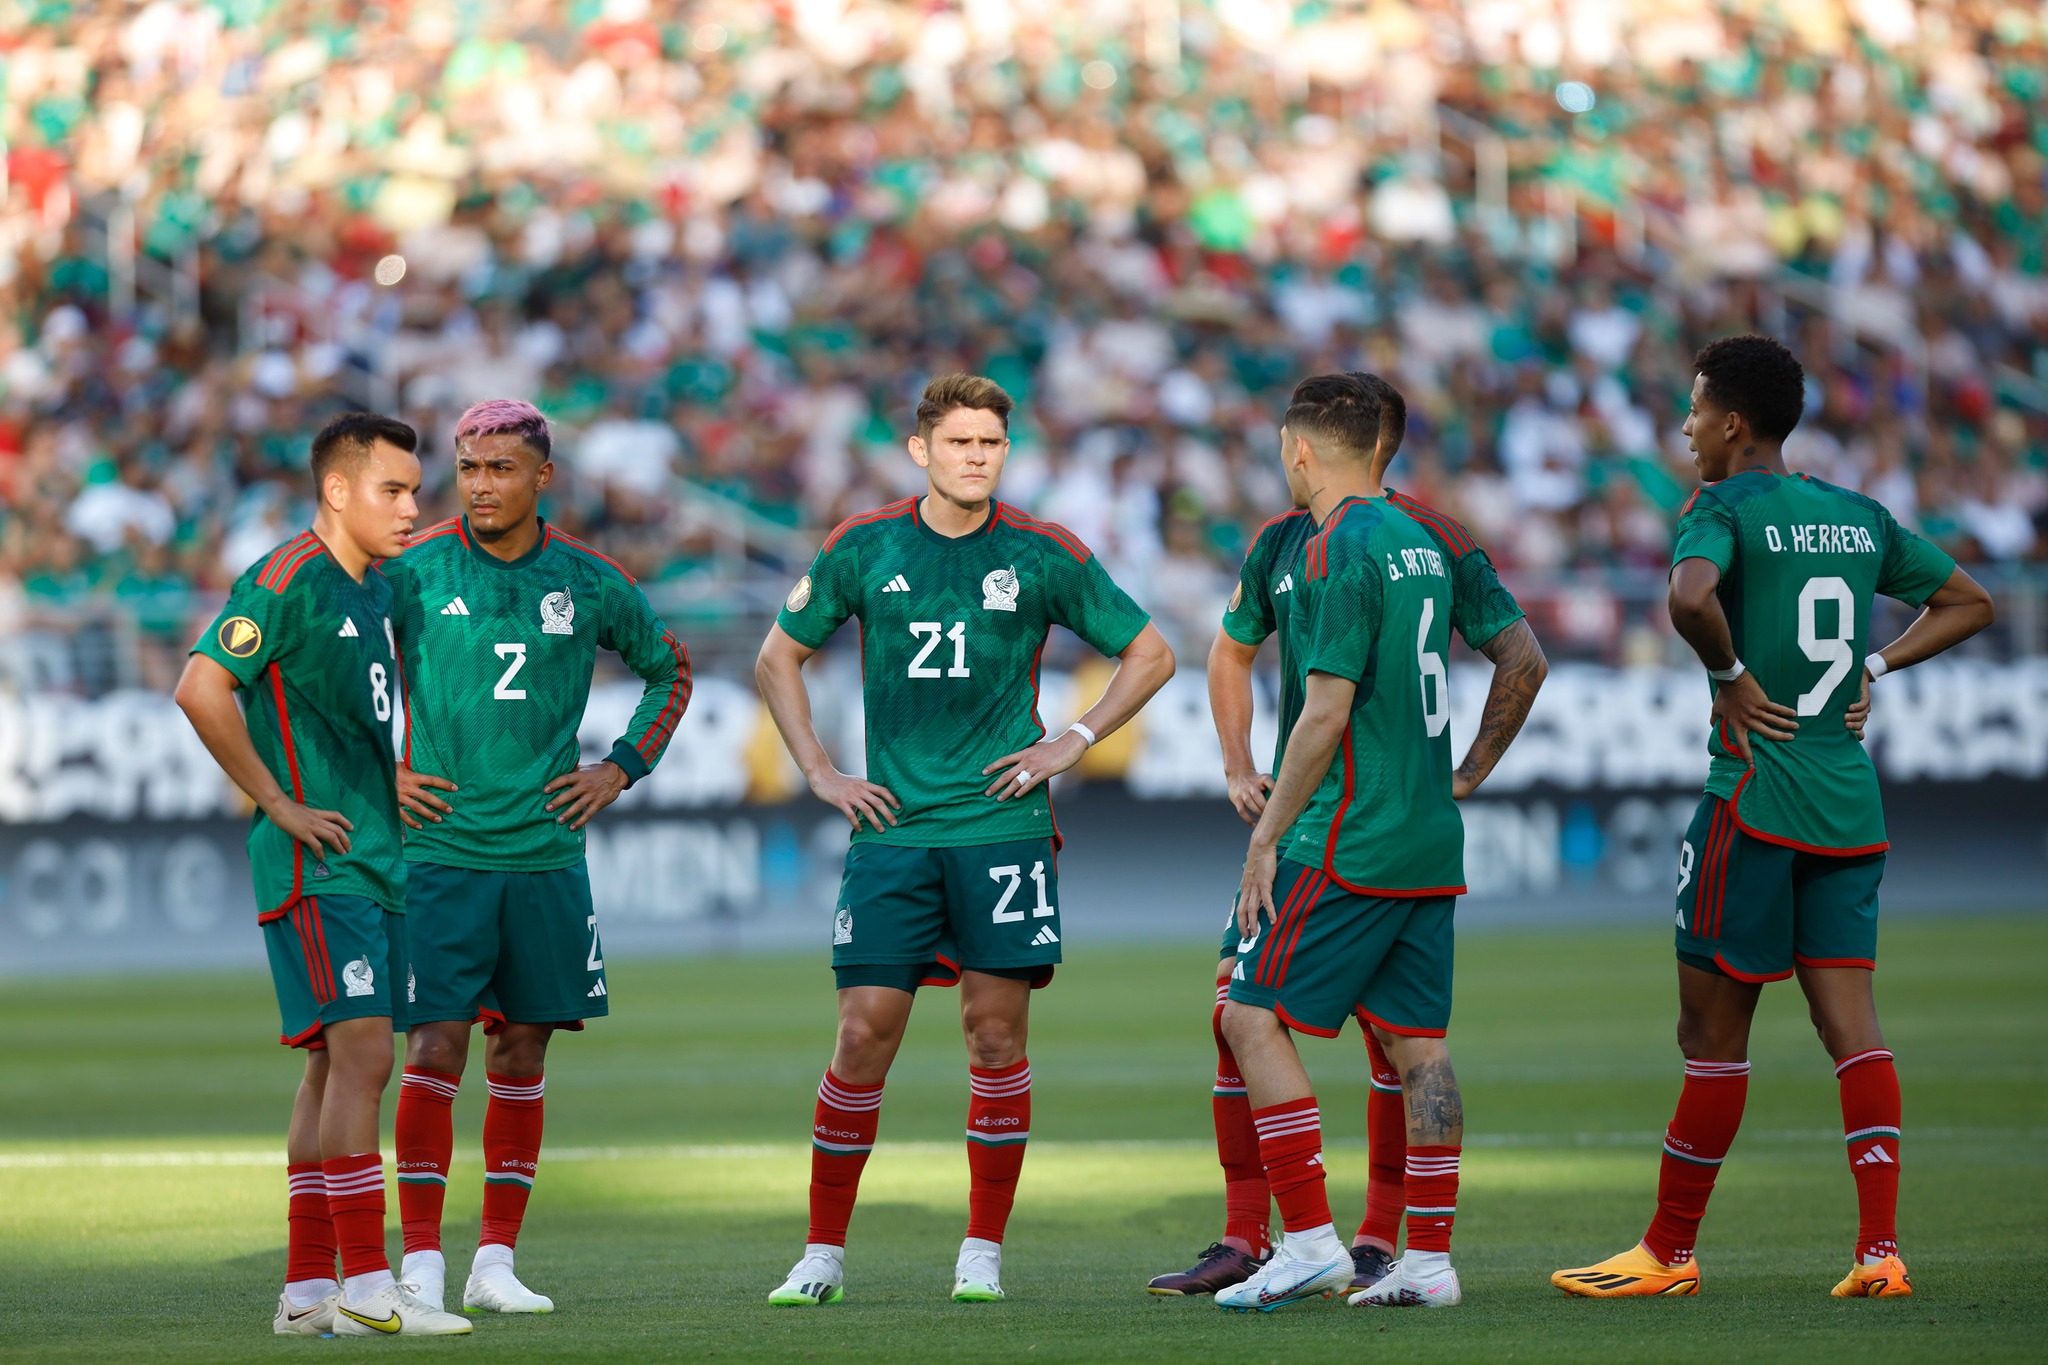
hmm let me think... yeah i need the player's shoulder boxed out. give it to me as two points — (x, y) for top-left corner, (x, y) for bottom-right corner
(992, 500), (1091, 562)
(1794, 472), (1893, 523)
(819, 497), (920, 557)
(1304, 495), (1387, 581)
(1683, 469), (1779, 517)
(1385, 487), (1482, 558)
(542, 524), (639, 586)
(1247, 507), (1314, 557)
(245, 530), (328, 596)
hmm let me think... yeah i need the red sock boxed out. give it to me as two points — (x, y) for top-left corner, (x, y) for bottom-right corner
(1643, 1059), (1750, 1265)
(1358, 1030), (1407, 1247)
(395, 1066), (459, 1255)
(965, 1059), (1032, 1244)
(1403, 1145), (1461, 1252)
(808, 1069), (883, 1246)
(321, 1153), (389, 1280)
(285, 1161), (336, 1284)
(1837, 1048), (1902, 1262)
(1252, 1097), (1332, 1234)
(479, 1073), (544, 1249)
(1212, 990), (1270, 1255)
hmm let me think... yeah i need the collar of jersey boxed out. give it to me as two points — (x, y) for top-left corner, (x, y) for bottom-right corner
(910, 496), (1002, 546)
(461, 516), (551, 571)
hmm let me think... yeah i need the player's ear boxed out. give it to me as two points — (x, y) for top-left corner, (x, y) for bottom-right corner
(323, 467), (349, 512)
(535, 459), (554, 493)
(907, 435), (930, 469)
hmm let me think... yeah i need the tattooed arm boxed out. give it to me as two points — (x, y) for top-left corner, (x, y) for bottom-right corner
(1451, 619), (1548, 800)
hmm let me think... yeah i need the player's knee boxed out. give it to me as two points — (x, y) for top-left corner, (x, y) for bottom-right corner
(406, 1031), (466, 1076)
(1674, 1008), (1743, 1062)
(962, 1018), (1022, 1068)
(1217, 1000), (1275, 1054)
(833, 1014), (899, 1070)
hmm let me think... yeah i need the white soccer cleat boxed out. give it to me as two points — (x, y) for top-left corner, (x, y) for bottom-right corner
(1214, 1238), (1351, 1312)
(331, 1281), (474, 1336)
(952, 1238), (1005, 1302)
(1348, 1256), (1462, 1308)
(273, 1290), (337, 1335)
(463, 1252), (555, 1314)
(769, 1246), (846, 1306)
(401, 1249), (446, 1313)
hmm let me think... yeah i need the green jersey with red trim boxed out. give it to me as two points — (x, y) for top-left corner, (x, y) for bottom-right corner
(1672, 470), (1955, 853)
(775, 497), (1151, 849)
(384, 517), (691, 873)
(191, 531), (405, 918)
(1223, 493), (1524, 778)
(1284, 496), (1465, 895)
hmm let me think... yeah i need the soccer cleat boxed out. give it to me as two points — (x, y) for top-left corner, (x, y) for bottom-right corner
(1349, 1244), (1396, 1290)
(273, 1291), (337, 1335)
(1214, 1240), (1351, 1312)
(1832, 1255), (1912, 1298)
(401, 1249), (446, 1313)
(1349, 1256), (1462, 1307)
(331, 1282), (475, 1336)
(1146, 1242), (1263, 1296)
(1551, 1243), (1701, 1298)
(464, 1260), (555, 1314)
(768, 1249), (845, 1306)
(952, 1241), (1005, 1302)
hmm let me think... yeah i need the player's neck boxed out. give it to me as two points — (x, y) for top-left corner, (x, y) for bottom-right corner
(1307, 471), (1382, 523)
(1724, 443), (1788, 480)
(919, 490), (993, 539)
(310, 514), (369, 582)
(470, 514), (544, 563)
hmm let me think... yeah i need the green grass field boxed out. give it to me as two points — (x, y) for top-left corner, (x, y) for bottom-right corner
(2, 915), (2043, 1363)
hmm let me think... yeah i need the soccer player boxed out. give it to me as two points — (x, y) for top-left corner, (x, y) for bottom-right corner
(1553, 335), (1993, 1299)
(384, 399), (692, 1315)
(1151, 375), (1545, 1298)
(1212, 373), (1545, 1312)
(174, 414), (472, 1337)
(756, 373), (1176, 1306)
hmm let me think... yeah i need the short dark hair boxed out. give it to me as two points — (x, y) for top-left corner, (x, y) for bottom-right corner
(1284, 372), (1384, 460)
(1348, 371), (1408, 466)
(916, 373), (1013, 442)
(1693, 334), (1805, 441)
(311, 412), (418, 485)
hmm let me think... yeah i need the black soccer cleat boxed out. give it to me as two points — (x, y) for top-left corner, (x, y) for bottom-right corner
(1147, 1242), (1264, 1296)
(1349, 1244), (1396, 1290)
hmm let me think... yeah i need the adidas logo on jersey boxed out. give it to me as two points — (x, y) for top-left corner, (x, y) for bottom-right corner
(881, 574), (911, 593)
(1029, 925), (1059, 947)
(440, 598), (471, 616)
(337, 618), (359, 638)
(587, 980), (607, 999)
(1854, 1146), (1896, 1167)
(1274, 573), (1294, 595)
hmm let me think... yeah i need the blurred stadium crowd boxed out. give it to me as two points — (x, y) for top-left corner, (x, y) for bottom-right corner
(2, 0), (2046, 694)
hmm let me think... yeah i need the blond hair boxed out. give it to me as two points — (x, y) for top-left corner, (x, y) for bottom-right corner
(916, 373), (1014, 442)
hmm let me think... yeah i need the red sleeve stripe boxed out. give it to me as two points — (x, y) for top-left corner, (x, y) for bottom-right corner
(543, 528), (638, 583)
(256, 533), (319, 590)
(1388, 492), (1476, 555)
(635, 631), (694, 762)
(405, 525), (464, 552)
(267, 539), (327, 593)
(993, 504), (1088, 560)
(821, 498), (917, 553)
(1679, 489), (1703, 516)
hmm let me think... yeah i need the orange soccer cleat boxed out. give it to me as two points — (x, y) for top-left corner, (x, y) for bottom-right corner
(1831, 1254), (1912, 1298)
(1552, 1243), (1702, 1297)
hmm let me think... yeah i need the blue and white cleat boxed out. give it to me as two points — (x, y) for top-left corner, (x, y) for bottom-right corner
(1214, 1236), (1351, 1312)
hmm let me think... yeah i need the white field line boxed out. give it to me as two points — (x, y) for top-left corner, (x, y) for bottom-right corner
(0, 1128), (2041, 1170)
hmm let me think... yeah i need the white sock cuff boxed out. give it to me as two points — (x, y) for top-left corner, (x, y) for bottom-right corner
(472, 1243), (514, 1271)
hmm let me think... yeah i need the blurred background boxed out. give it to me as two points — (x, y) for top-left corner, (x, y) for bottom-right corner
(1, 0), (2044, 973)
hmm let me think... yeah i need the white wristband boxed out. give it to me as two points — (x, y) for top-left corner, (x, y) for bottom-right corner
(1708, 660), (1746, 683)
(1065, 720), (1098, 748)
(1865, 652), (1889, 680)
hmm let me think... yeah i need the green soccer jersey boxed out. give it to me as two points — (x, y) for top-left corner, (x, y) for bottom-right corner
(1671, 470), (1956, 853)
(1223, 492), (1523, 776)
(192, 531), (406, 918)
(1284, 497), (1466, 895)
(384, 518), (692, 873)
(776, 497), (1152, 849)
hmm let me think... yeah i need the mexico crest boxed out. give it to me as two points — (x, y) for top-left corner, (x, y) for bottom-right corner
(982, 566), (1020, 612)
(541, 590), (575, 635)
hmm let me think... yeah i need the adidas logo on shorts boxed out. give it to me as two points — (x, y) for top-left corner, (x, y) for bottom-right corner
(587, 980), (607, 998)
(1029, 925), (1059, 947)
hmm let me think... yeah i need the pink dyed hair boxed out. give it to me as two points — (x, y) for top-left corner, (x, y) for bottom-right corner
(454, 398), (551, 458)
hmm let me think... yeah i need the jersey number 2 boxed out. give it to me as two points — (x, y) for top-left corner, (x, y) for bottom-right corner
(1795, 576), (1855, 715)
(494, 642), (528, 700)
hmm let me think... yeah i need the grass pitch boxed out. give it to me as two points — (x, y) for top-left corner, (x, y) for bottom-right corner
(1, 914), (2043, 1363)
